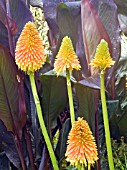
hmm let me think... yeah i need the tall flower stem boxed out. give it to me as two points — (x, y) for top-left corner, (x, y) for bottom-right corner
(29, 73), (59, 170)
(66, 70), (75, 124)
(77, 164), (85, 170)
(100, 70), (114, 170)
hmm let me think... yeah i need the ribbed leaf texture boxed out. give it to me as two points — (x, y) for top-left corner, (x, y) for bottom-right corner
(81, 0), (120, 81)
(0, 0), (33, 50)
(0, 44), (26, 132)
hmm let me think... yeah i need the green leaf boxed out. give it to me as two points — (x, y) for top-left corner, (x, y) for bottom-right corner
(57, 3), (77, 45)
(98, 100), (121, 141)
(65, 166), (77, 170)
(115, 54), (127, 139)
(40, 71), (68, 130)
(74, 83), (95, 132)
(115, 56), (127, 86)
(0, 45), (25, 132)
(55, 3), (78, 55)
(55, 118), (71, 163)
(117, 111), (127, 139)
(43, 70), (76, 83)
(114, 0), (127, 16)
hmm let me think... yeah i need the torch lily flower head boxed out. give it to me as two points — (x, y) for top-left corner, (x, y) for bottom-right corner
(15, 21), (46, 73)
(54, 36), (81, 76)
(90, 39), (115, 70)
(65, 117), (98, 169)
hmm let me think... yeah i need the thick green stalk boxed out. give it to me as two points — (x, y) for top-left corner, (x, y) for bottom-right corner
(66, 70), (75, 124)
(29, 73), (59, 170)
(77, 164), (86, 170)
(100, 70), (114, 170)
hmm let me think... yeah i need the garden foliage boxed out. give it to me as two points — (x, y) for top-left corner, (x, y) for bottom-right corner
(0, 0), (127, 169)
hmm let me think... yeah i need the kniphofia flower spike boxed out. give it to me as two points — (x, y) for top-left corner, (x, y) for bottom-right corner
(66, 117), (98, 170)
(54, 36), (81, 124)
(54, 36), (81, 75)
(90, 39), (115, 170)
(15, 21), (46, 73)
(90, 39), (115, 70)
(15, 22), (59, 170)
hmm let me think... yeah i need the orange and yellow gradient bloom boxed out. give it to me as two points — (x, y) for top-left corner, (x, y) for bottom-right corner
(54, 36), (81, 75)
(15, 21), (46, 73)
(66, 117), (98, 169)
(90, 39), (115, 70)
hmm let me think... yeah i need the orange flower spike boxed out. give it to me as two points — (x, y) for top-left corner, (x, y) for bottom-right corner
(66, 117), (98, 169)
(54, 36), (81, 75)
(15, 21), (46, 73)
(90, 39), (115, 70)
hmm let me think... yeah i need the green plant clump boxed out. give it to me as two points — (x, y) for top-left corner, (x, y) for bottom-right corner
(113, 137), (127, 170)
(101, 137), (127, 170)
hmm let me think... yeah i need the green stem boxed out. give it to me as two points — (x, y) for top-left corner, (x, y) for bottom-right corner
(29, 73), (59, 170)
(77, 164), (81, 170)
(66, 70), (75, 124)
(77, 164), (86, 170)
(100, 70), (114, 170)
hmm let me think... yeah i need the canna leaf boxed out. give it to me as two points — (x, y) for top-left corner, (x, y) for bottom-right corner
(114, 0), (127, 16)
(0, 120), (20, 168)
(55, 118), (71, 163)
(81, 0), (112, 75)
(74, 83), (95, 132)
(40, 70), (68, 131)
(56, 3), (77, 50)
(0, 44), (26, 133)
(0, 0), (33, 51)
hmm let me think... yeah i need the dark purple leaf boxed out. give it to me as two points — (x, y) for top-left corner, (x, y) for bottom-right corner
(96, 0), (121, 86)
(42, 0), (75, 41)
(76, 17), (89, 77)
(0, 3), (8, 27)
(9, 0), (33, 42)
(0, 22), (9, 49)
(0, 2), (10, 49)
(0, 2), (18, 36)
(114, 0), (127, 16)
(0, 120), (20, 168)
(24, 127), (36, 170)
(81, 0), (112, 75)
(0, 0), (33, 53)
(39, 145), (50, 170)
(0, 44), (26, 133)
(81, 0), (121, 88)
(0, 153), (10, 169)
(78, 74), (100, 90)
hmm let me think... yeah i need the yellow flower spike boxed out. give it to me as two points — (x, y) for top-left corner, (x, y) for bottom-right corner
(90, 39), (115, 70)
(15, 21), (46, 73)
(54, 36), (81, 75)
(15, 22), (59, 170)
(90, 40), (115, 169)
(66, 117), (98, 169)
